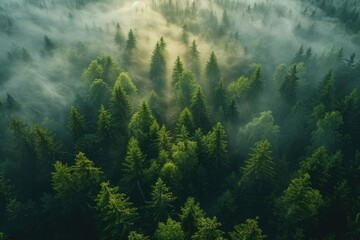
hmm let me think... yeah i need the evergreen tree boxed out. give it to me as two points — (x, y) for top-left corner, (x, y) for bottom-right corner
(241, 139), (275, 186)
(67, 106), (86, 141)
(230, 217), (266, 240)
(149, 41), (167, 90)
(191, 217), (224, 240)
(176, 107), (196, 135)
(122, 138), (146, 200)
(147, 178), (176, 222)
(128, 101), (157, 154)
(175, 70), (196, 107)
(180, 197), (205, 239)
(278, 173), (324, 233)
(249, 65), (263, 100)
(116, 72), (137, 97)
(172, 56), (185, 89)
(97, 105), (113, 144)
(52, 152), (103, 212)
(316, 70), (335, 110)
(128, 231), (149, 240)
(154, 218), (185, 240)
(126, 29), (136, 50)
(114, 23), (123, 45)
(279, 64), (299, 105)
(110, 79), (131, 133)
(95, 181), (138, 240)
(190, 86), (211, 131)
(204, 122), (229, 180)
(205, 52), (221, 92)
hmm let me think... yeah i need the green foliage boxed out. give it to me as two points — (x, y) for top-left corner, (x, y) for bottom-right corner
(147, 178), (176, 222)
(68, 106), (86, 140)
(172, 56), (185, 89)
(191, 217), (224, 240)
(52, 152), (103, 211)
(154, 218), (185, 240)
(175, 70), (196, 107)
(238, 111), (280, 155)
(204, 122), (228, 178)
(126, 29), (136, 50)
(190, 86), (211, 131)
(122, 138), (146, 185)
(279, 173), (324, 225)
(241, 139), (275, 185)
(95, 181), (138, 240)
(110, 79), (131, 132)
(150, 40), (166, 89)
(279, 64), (299, 104)
(311, 111), (343, 151)
(89, 79), (111, 106)
(83, 55), (121, 85)
(180, 197), (205, 239)
(230, 217), (266, 240)
(97, 105), (113, 142)
(227, 76), (251, 102)
(128, 101), (157, 153)
(205, 52), (221, 91)
(128, 231), (149, 240)
(116, 72), (137, 97)
(298, 146), (342, 190)
(176, 107), (196, 135)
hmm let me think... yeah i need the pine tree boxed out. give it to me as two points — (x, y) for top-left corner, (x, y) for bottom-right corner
(180, 197), (205, 239)
(230, 217), (266, 240)
(114, 23), (123, 45)
(68, 106), (86, 141)
(190, 86), (211, 131)
(191, 217), (224, 240)
(316, 70), (335, 110)
(205, 52), (221, 92)
(241, 139), (275, 185)
(279, 64), (298, 104)
(110, 79), (131, 133)
(154, 218), (185, 240)
(122, 138), (146, 197)
(97, 105), (113, 143)
(126, 29), (136, 50)
(172, 56), (185, 89)
(176, 107), (196, 135)
(175, 70), (195, 107)
(95, 181), (138, 240)
(147, 178), (176, 222)
(149, 41), (166, 90)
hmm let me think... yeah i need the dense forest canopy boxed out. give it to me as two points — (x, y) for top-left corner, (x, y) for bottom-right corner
(0, 0), (359, 239)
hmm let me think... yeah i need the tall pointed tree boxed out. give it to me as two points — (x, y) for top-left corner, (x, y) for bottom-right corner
(110, 79), (131, 133)
(126, 29), (136, 50)
(172, 56), (185, 89)
(147, 178), (176, 222)
(68, 106), (86, 141)
(230, 217), (266, 240)
(279, 64), (298, 105)
(95, 181), (138, 240)
(150, 40), (166, 90)
(205, 52), (221, 92)
(190, 86), (211, 131)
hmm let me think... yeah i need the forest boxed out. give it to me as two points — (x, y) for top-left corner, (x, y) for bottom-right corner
(0, 0), (359, 239)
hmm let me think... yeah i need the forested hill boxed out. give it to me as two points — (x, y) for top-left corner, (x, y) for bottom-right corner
(0, 0), (359, 239)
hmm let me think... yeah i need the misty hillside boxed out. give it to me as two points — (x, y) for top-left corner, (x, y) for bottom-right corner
(0, 0), (359, 239)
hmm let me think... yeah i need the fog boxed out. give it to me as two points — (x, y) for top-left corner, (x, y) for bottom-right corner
(0, 0), (359, 123)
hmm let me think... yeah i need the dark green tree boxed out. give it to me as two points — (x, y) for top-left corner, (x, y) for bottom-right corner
(154, 218), (185, 240)
(176, 107), (196, 135)
(180, 197), (205, 239)
(172, 56), (185, 89)
(175, 70), (196, 107)
(191, 217), (224, 240)
(190, 86), (211, 131)
(68, 106), (86, 141)
(150, 40), (166, 89)
(229, 217), (266, 240)
(147, 178), (176, 222)
(110, 79), (131, 133)
(205, 52), (221, 92)
(95, 181), (138, 240)
(126, 29), (136, 50)
(279, 64), (299, 105)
